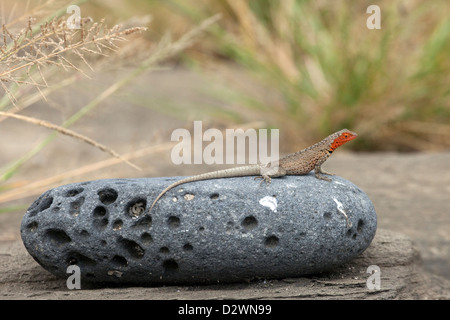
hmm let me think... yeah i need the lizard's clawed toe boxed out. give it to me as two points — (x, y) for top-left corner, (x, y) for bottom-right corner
(254, 175), (271, 186)
(315, 173), (333, 182)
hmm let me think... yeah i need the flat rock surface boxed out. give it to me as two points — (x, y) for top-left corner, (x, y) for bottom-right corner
(1, 229), (448, 299)
(20, 175), (377, 284)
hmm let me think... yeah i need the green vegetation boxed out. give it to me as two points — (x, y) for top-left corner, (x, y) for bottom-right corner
(141, 0), (450, 150)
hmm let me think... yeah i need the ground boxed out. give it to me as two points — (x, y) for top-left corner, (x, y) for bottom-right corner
(0, 70), (449, 299)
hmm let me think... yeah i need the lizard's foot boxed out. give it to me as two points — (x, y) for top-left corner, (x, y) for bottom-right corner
(314, 166), (333, 182)
(314, 172), (332, 182)
(254, 175), (271, 186)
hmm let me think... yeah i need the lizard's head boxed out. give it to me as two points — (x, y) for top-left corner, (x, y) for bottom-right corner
(329, 129), (357, 152)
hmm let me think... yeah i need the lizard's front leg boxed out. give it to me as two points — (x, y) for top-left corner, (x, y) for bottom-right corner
(314, 154), (333, 182)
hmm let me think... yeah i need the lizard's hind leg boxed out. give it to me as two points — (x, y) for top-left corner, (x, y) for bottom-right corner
(254, 165), (286, 186)
(254, 175), (272, 186)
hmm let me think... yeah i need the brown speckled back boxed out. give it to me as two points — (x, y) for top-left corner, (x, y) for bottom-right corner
(279, 129), (351, 175)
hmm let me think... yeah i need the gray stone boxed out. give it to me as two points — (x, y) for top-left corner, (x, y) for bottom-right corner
(20, 174), (377, 284)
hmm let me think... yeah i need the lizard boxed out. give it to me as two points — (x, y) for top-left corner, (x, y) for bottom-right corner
(149, 128), (357, 211)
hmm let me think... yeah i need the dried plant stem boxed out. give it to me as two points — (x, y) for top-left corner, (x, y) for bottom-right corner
(0, 111), (141, 171)
(2, 28), (137, 71)
(0, 142), (174, 204)
(0, 14), (221, 184)
(0, 15), (147, 106)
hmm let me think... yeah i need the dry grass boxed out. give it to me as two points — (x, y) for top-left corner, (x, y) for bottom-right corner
(135, 0), (450, 151)
(0, 2), (148, 187)
(0, 141), (175, 204)
(0, 111), (141, 170)
(0, 2), (221, 210)
(0, 15), (146, 106)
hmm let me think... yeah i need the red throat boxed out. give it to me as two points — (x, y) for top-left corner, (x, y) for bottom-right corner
(329, 132), (357, 152)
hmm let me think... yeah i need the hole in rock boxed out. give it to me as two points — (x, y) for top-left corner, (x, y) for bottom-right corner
(126, 198), (147, 218)
(226, 221), (234, 233)
(118, 238), (145, 259)
(27, 191), (53, 217)
(113, 219), (123, 231)
(357, 219), (364, 233)
(45, 229), (71, 247)
(111, 255), (128, 268)
(183, 243), (193, 252)
(140, 232), (153, 244)
(27, 221), (38, 232)
(184, 193), (195, 201)
(264, 235), (279, 248)
(39, 196), (53, 212)
(210, 193), (219, 200)
(323, 212), (332, 220)
(162, 259), (179, 274)
(98, 188), (118, 205)
(93, 206), (107, 217)
(28, 194), (54, 217)
(167, 216), (180, 230)
(64, 188), (84, 197)
(108, 270), (123, 278)
(241, 216), (258, 230)
(159, 247), (170, 254)
(70, 197), (85, 216)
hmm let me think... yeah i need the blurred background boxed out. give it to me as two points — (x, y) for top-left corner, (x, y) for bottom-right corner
(0, 0), (449, 281)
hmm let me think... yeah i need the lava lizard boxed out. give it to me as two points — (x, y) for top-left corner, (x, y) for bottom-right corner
(150, 128), (357, 211)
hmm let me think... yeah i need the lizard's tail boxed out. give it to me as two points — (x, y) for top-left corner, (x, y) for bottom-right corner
(149, 176), (196, 211)
(149, 166), (261, 211)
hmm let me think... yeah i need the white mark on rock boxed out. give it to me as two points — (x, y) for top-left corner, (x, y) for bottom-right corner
(259, 196), (277, 212)
(334, 181), (346, 186)
(333, 198), (352, 229)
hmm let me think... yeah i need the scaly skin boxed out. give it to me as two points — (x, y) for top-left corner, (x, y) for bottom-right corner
(150, 129), (357, 211)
